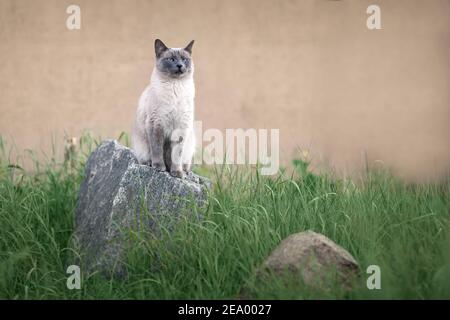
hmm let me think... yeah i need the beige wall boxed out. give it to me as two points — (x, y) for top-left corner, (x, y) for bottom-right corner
(0, 0), (449, 181)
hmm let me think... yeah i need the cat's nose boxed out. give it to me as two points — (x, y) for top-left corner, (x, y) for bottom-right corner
(177, 64), (183, 69)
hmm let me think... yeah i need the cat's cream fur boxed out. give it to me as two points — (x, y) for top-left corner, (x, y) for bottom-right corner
(132, 40), (196, 179)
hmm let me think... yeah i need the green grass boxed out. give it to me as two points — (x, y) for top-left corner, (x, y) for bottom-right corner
(0, 134), (449, 299)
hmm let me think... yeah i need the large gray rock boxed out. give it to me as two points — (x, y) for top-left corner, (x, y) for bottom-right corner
(75, 140), (210, 277)
(260, 231), (359, 289)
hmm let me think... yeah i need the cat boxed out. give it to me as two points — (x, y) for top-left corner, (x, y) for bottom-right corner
(132, 39), (196, 179)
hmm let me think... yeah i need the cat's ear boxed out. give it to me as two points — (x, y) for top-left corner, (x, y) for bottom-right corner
(155, 39), (168, 58)
(184, 40), (195, 54)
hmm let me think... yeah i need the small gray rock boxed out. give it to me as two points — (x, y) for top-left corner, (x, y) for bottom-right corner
(74, 140), (210, 277)
(260, 231), (359, 289)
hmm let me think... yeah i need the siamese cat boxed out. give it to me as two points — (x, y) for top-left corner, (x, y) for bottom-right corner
(132, 39), (196, 179)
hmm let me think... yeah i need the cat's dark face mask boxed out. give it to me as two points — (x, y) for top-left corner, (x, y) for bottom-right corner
(157, 51), (192, 77)
(154, 39), (194, 78)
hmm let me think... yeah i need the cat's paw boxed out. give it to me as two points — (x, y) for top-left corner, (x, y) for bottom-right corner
(170, 169), (185, 179)
(152, 162), (166, 172)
